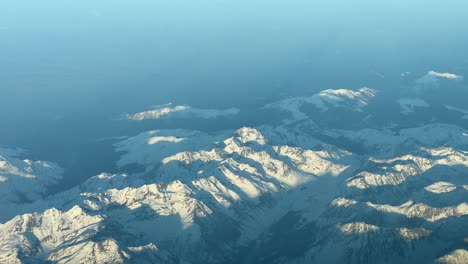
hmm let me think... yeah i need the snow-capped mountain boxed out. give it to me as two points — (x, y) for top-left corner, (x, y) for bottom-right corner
(0, 86), (466, 264)
(0, 147), (63, 222)
(0, 205), (175, 264)
(126, 103), (240, 121)
(264, 87), (376, 123)
(415, 71), (464, 89)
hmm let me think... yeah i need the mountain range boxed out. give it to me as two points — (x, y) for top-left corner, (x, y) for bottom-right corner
(1, 73), (467, 263)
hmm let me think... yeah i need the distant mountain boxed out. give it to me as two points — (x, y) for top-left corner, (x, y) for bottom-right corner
(126, 103), (240, 121)
(264, 87), (376, 123)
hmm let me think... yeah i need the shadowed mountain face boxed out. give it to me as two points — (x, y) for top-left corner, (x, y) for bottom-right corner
(1, 1), (468, 263)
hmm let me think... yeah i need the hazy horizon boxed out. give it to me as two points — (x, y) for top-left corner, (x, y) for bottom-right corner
(2, 1), (468, 135)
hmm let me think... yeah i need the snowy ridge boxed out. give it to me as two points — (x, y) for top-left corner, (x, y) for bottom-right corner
(264, 87), (376, 122)
(126, 103), (239, 121)
(127, 103), (189, 120)
(437, 249), (468, 264)
(367, 200), (468, 222)
(415, 70), (464, 88)
(339, 222), (380, 234)
(0, 206), (175, 263)
(426, 71), (463, 80)
(347, 147), (467, 189)
(325, 123), (468, 156)
(114, 129), (226, 169)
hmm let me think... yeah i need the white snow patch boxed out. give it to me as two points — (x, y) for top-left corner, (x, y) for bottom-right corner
(331, 197), (358, 207)
(339, 222), (380, 234)
(398, 98), (429, 114)
(425, 182), (458, 194)
(147, 136), (185, 145)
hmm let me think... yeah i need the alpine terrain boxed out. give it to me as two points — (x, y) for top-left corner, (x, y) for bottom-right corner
(1, 70), (467, 264)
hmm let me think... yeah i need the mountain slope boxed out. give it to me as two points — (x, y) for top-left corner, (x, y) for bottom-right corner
(0, 147), (63, 222)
